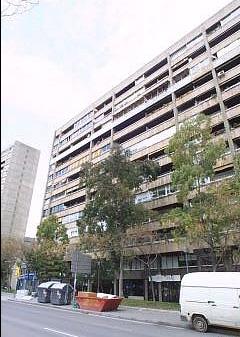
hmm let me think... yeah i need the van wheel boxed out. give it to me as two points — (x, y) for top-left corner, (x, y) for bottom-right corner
(192, 315), (208, 333)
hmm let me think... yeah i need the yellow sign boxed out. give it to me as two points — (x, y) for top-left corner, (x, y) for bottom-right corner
(15, 266), (21, 277)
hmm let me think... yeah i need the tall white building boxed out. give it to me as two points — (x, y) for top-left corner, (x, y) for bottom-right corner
(1, 141), (40, 239)
(42, 1), (240, 300)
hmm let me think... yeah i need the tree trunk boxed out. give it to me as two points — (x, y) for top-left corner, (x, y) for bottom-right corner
(113, 277), (117, 295)
(149, 269), (156, 302)
(223, 249), (233, 271)
(210, 248), (217, 271)
(118, 254), (124, 297)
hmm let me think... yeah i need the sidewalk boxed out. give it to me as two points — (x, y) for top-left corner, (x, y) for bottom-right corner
(1, 292), (185, 328)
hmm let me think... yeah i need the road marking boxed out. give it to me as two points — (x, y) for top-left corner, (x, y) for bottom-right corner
(44, 327), (84, 337)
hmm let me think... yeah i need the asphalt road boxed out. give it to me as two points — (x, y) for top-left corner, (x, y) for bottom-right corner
(1, 300), (235, 337)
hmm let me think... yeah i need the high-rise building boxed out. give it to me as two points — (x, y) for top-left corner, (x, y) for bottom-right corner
(1, 141), (40, 239)
(42, 1), (240, 300)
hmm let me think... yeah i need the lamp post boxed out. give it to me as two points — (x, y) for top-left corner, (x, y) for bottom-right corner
(97, 261), (100, 293)
(21, 262), (27, 291)
(184, 249), (189, 273)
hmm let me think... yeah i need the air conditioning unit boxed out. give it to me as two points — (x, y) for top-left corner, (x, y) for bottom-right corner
(217, 70), (225, 78)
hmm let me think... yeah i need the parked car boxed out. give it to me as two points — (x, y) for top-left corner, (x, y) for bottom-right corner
(180, 272), (240, 332)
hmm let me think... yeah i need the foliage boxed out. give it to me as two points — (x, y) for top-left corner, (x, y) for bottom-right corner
(25, 216), (70, 282)
(36, 215), (69, 244)
(165, 114), (239, 271)
(124, 225), (159, 301)
(167, 114), (225, 203)
(24, 242), (70, 282)
(77, 144), (159, 296)
(1, 237), (24, 289)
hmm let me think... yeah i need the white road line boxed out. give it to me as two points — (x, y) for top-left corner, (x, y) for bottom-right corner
(44, 327), (84, 337)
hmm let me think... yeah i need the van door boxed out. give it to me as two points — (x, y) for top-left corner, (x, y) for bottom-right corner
(208, 287), (240, 328)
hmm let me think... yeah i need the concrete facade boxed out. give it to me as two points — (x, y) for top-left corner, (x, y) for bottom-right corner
(1, 141), (40, 239)
(42, 1), (240, 300)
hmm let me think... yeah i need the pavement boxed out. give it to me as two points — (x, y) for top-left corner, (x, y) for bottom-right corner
(1, 291), (183, 328)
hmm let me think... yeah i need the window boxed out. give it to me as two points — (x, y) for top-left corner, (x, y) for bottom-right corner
(178, 254), (197, 267)
(190, 58), (209, 75)
(161, 255), (179, 269)
(51, 191), (65, 201)
(221, 7), (240, 27)
(55, 166), (68, 178)
(50, 204), (65, 214)
(67, 227), (79, 238)
(127, 126), (176, 154)
(135, 184), (174, 204)
(62, 212), (82, 225)
(217, 38), (240, 58)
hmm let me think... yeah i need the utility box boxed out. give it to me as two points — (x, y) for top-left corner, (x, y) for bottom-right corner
(38, 281), (59, 303)
(50, 283), (73, 305)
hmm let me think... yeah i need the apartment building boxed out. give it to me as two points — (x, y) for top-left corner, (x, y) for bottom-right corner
(42, 1), (240, 300)
(1, 141), (40, 240)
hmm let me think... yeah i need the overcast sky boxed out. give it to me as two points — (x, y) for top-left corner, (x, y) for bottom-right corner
(2, 0), (232, 237)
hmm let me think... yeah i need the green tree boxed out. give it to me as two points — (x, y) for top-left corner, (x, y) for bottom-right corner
(78, 144), (159, 296)
(165, 114), (239, 271)
(1, 237), (24, 290)
(36, 215), (69, 244)
(124, 225), (159, 302)
(25, 216), (70, 282)
(168, 114), (225, 203)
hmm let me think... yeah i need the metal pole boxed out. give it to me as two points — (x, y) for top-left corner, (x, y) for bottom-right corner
(185, 250), (189, 273)
(72, 272), (77, 308)
(97, 261), (100, 293)
(73, 272), (77, 296)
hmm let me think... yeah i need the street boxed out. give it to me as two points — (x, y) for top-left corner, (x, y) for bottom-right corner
(1, 300), (236, 337)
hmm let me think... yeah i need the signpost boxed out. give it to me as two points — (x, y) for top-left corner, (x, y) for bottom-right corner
(71, 250), (91, 307)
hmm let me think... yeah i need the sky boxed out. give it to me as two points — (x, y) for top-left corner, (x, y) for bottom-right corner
(2, 0), (232, 237)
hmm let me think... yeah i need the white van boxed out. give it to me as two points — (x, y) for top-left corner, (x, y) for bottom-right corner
(180, 272), (240, 332)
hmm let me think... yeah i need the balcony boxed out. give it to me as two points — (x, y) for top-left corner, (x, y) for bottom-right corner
(178, 96), (219, 123)
(130, 138), (171, 162)
(176, 80), (215, 107)
(171, 40), (205, 68)
(213, 43), (240, 69)
(50, 189), (86, 209)
(226, 106), (240, 120)
(207, 12), (240, 42)
(144, 193), (177, 210)
(91, 151), (110, 165)
(113, 109), (174, 142)
(218, 64), (240, 85)
(222, 83), (240, 101)
(231, 126), (240, 140)
(55, 203), (86, 218)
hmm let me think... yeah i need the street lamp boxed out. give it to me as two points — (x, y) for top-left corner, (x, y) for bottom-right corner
(97, 261), (101, 293)
(21, 262), (27, 291)
(184, 249), (189, 273)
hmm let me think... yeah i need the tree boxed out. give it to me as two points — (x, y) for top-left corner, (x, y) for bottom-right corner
(78, 144), (159, 296)
(77, 232), (115, 292)
(25, 216), (70, 282)
(165, 114), (239, 271)
(1, 237), (24, 289)
(124, 225), (159, 302)
(36, 215), (69, 244)
(1, 0), (39, 18)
